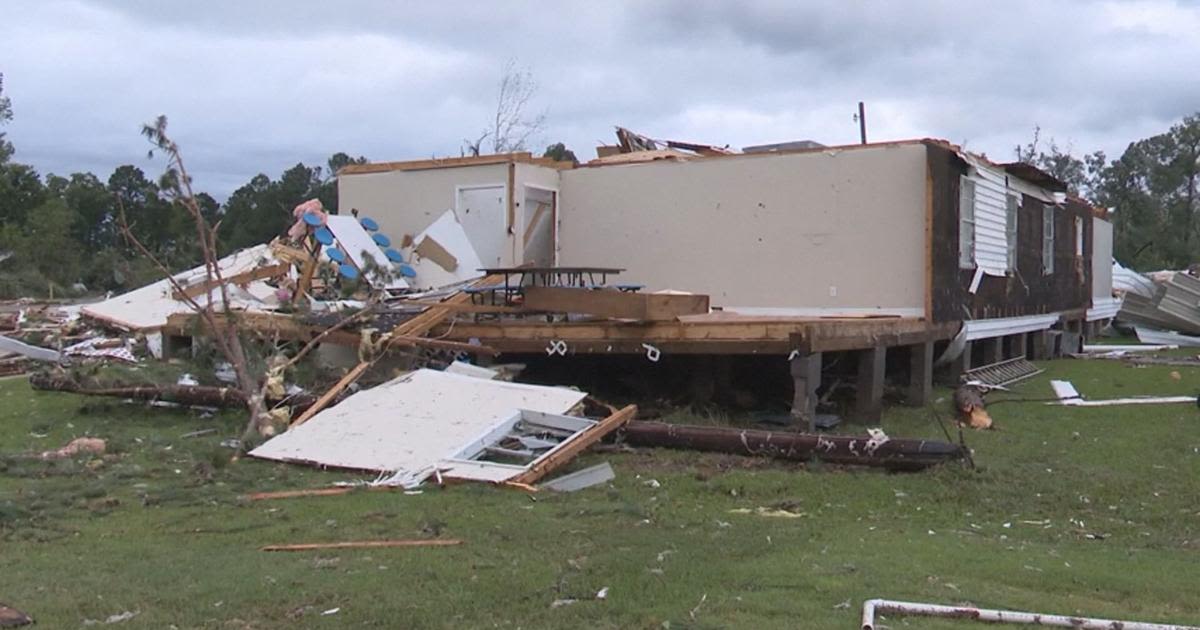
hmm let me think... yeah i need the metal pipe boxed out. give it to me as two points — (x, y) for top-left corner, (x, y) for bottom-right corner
(861, 599), (1200, 630)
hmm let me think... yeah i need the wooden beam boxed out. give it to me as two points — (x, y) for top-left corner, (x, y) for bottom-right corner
(172, 262), (290, 300)
(290, 362), (370, 426)
(522, 286), (710, 321)
(391, 300), (525, 314)
(261, 539), (462, 552)
(289, 276), (506, 426)
(509, 405), (637, 485)
(855, 346), (886, 422)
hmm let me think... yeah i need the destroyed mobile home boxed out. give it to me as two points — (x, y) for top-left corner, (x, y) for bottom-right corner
(8, 127), (1154, 490)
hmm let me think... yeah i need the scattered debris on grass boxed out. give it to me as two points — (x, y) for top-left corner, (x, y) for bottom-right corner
(0, 603), (33, 628)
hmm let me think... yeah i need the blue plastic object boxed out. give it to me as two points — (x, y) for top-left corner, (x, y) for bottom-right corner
(338, 263), (359, 280)
(359, 217), (380, 232)
(313, 227), (334, 245)
(384, 248), (404, 263)
(326, 248), (346, 263)
(302, 212), (323, 226)
(398, 264), (416, 278)
(371, 233), (391, 248)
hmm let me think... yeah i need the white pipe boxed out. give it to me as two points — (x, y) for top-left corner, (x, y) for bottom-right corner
(861, 599), (1200, 630)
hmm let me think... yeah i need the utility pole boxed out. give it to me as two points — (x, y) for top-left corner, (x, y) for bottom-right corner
(857, 101), (868, 144)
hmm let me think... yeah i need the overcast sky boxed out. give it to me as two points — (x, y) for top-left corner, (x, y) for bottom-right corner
(3, 0), (1199, 198)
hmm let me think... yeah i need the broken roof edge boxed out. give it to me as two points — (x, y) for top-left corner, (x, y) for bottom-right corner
(338, 152), (575, 176)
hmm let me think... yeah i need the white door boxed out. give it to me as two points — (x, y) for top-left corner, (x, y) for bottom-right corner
(522, 186), (556, 266)
(456, 185), (508, 268)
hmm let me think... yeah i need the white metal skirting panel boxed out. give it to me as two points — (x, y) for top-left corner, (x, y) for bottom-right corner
(1087, 296), (1122, 322)
(963, 313), (1059, 341)
(248, 369), (586, 479)
(969, 165), (1009, 276)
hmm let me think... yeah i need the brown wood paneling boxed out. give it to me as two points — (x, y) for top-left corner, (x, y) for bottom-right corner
(927, 142), (1091, 323)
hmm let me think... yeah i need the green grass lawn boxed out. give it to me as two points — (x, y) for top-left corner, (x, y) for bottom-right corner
(2, 354), (1199, 629)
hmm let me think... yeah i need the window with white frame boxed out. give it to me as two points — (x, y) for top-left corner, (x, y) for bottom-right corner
(1041, 203), (1055, 275)
(959, 176), (976, 269)
(1006, 194), (1019, 271)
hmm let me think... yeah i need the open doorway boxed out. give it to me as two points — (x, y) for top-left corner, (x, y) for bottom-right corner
(522, 186), (557, 266)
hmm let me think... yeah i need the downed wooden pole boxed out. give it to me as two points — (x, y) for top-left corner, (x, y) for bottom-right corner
(28, 372), (321, 412)
(619, 422), (963, 471)
(261, 539), (462, 552)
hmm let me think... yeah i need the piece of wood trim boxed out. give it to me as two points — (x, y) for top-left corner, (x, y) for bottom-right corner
(172, 262), (290, 300)
(261, 539), (462, 552)
(339, 153), (533, 175)
(510, 404), (637, 485)
(506, 162), (516, 235)
(292, 242), (321, 305)
(247, 487), (357, 501)
(924, 152), (935, 322)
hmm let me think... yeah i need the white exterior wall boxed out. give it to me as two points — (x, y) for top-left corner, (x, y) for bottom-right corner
(339, 162), (566, 269)
(558, 144), (929, 313)
(338, 163), (514, 266)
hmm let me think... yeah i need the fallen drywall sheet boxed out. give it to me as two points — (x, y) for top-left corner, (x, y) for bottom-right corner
(81, 245), (281, 331)
(405, 210), (484, 290)
(324, 215), (408, 290)
(249, 369), (586, 485)
(0, 335), (60, 362)
(1049, 379), (1195, 407)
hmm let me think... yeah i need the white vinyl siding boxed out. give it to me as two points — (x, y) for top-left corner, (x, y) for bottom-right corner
(1042, 203), (1055, 275)
(1006, 194), (1019, 271)
(959, 177), (976, 268)
(968, 165), (1011, 275)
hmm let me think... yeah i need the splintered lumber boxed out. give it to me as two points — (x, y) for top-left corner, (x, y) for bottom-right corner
(620, 422), (963, 471)
(522, 286), (709, 321)
(290, 275), (505, 425)
(261, 539), (462, 552)
(247, 487), (358, 501)
(510, 404), (637, 485)
(172, 262), (291, 300)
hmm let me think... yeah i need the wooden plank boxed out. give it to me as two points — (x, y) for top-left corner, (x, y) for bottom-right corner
(172, 262), (290, 300)
(292, 242), (321, 305)
(523, 287), (709, 321)
(247, 487), (356, 501)
(390, 300), (525, 314)
(261, 539), (462, 552)
(924, 153), (934, 321)
(506, 162), (516, 235)
(340, 153), (533, 175)
(510, 404), (637, 485)
(289, 275), (507, 426)
(290, 362), (370, 426)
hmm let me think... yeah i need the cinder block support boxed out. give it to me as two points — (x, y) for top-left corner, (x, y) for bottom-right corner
(789, 352), (822, 431)
(945, 340), (972, 384)
(906, 341), (934, 407)
(1009, 333), (1028, 361)
(982, 336), (1003, 365)
(855, 346), (886, 423)
(1029, 331), (1049, 360)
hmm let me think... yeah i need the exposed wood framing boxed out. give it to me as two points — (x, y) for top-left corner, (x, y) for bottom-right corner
(522, 286), (710, 321)
(509, 404), (637, 485)
(435, 318), (956, 356)
(290, 362), (370, 427)
(172, 262), (290, 301)
(338, 152), (574, 176)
